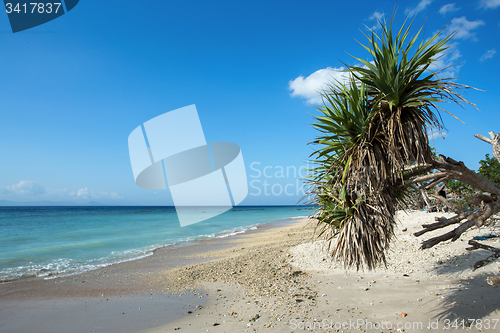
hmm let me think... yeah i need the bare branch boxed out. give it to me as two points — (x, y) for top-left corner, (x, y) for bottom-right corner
(404, 163), (433, 171)
(444, 156), (460, 165)
(428, 193), (460, 214)
(467, 240), (500, 253)
(424, 176), (448, 190)
(466, 240), (500, 270)
(474, 134), (493, 144)
(420, 202), (497, 249)
(474, 193), (498, 203)
(403, 172), (449, 188)
(475, 131), (500, 163)
(432, 158), (500, 195)
(414, 211), (475, 237)
(403, 166), (434, 180)
(419, 187), (432, 208)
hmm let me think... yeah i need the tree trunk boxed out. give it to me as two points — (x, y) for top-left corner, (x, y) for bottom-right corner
(474, 131), (500, 163)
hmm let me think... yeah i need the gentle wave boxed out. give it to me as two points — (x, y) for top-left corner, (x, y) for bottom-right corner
(0, 251), (155, 282)
(0, 206), (314, 282)
(0, 223), (263, 281)
(43, 252), (155, 280)
(216, 226), (258, 238)
(51, 225), (260, 280)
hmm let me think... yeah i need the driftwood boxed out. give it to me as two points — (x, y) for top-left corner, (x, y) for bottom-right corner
(404, 132), (500, 253)
(428, 193), (460, 214)
(420, 202), (498, 249)
(466, 240), (500, 270)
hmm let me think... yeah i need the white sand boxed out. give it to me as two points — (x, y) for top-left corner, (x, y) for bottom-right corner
(144, 211), (500, 332)
(291, 211), (500, 278)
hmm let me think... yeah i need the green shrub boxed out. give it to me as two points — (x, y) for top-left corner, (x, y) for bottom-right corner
(478, 154), (500, 185)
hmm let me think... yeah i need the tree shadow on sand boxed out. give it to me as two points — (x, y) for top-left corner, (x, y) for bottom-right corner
(430, 249), (496, 275)
(420, 224), (500, 323)
(421, 220), (500, 276)
(431, 272), (500, 324)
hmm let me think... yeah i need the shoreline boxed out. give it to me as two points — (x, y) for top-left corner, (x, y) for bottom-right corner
(143, 211), (500, 333)
(2, 211), (500, 332)
(0, 216), (310, 297)
(0, 216), (313, 333)
(0, 213), (309, 284)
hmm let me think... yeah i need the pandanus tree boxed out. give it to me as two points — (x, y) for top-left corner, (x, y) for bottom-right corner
(309, 14), (500, 270)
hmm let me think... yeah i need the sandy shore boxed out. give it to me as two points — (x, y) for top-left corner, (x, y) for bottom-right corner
(142, 212), (500, 333)
(1, 212), (500, 332)
(0, 218), (311, 333)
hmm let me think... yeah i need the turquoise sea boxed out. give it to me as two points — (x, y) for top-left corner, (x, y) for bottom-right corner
(0, 206), (312, 282)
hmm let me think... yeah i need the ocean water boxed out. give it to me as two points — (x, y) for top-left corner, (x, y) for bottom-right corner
(0, 206), (312, 282)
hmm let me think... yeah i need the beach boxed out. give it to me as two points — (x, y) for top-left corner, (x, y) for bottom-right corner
(1, 211), (500, 332)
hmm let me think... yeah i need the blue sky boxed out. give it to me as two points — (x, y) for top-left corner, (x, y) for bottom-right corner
(0, 0), (499, 206)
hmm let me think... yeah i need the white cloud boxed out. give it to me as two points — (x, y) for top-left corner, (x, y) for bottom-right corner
(95, 191), (123, 200)
(442, 16), (485, 41)
(76, 187), (90, 198)
(429, 45), (463, 78)
(366, 11), (385, 30)
(45, 188), (70, 196)
(406, 0), (433, 15)
(426, 16), (483, 78)
(0, 182), (123, 202)
(69, 188), (123, 200)
(479, 0), (500, 9)
(480, 48), (497, 61)
(369, 11), (385, 21)
(428, 128), (448, 140)
(439, 3), (460, 14)
(289, 67), (349, 104)
(6, 181), (46, 195)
